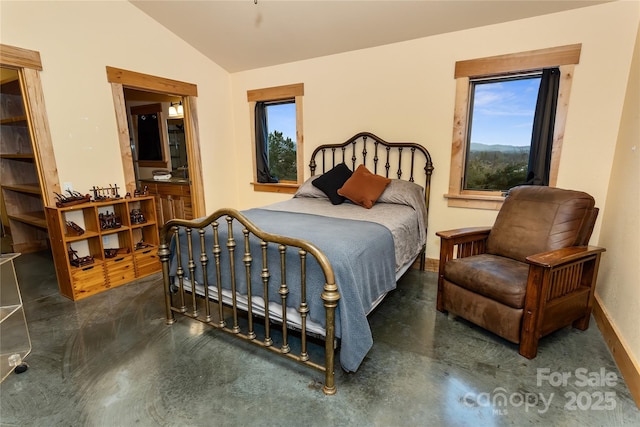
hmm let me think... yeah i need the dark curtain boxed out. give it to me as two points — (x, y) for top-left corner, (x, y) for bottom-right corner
(526, 67), (560, 186)
(255, 102), (278, 183)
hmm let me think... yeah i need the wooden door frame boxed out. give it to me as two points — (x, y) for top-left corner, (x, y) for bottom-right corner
(106, 66), (205, 217)
(0, 44), (61, 207)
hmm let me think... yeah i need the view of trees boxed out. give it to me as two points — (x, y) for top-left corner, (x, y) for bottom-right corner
(465, 146), (529, 191)
(268, 130), (297, 181)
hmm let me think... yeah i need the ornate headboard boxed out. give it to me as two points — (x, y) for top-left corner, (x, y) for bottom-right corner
(309, 132), (434, 211)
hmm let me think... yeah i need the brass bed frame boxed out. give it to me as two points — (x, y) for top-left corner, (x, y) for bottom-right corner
(158, 132), (433, 394)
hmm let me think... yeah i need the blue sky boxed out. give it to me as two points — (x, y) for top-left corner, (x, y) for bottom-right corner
(265, 79), (540, 148)
(266, 103), (296, 141)
(470, 77), (541, 147)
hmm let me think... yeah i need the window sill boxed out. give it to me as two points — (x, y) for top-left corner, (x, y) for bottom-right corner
(444, 193), (505, 210)
(251, 182), (299, 194)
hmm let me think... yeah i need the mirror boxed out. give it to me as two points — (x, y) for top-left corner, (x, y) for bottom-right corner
(130, 103), (167, 167)
(122, 88), (189, 183)
(167, 118), (188, 175)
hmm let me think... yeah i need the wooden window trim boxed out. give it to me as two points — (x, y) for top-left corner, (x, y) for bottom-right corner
(251, 182), (299, 195)
(446, 45), (580, 210)
(248, 83), (304, 193)
(247, 83), (303, 102)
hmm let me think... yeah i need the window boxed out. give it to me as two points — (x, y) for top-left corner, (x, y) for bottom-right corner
(258, 101), (297, 182)
(446, 44), (581, 210)
(247, 83), (304, 194)
(464, 74), (541, 191)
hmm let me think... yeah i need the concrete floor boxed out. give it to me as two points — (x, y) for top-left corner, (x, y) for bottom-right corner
(1, 249), (639, 426)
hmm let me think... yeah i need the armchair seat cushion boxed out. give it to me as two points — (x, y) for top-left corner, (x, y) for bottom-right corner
(443, 254), (529, 309)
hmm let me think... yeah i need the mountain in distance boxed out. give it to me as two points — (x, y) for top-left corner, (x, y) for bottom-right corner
(470, 142), (529, 153)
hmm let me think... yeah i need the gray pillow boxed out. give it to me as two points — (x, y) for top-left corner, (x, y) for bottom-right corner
(294, 176), (328, 199)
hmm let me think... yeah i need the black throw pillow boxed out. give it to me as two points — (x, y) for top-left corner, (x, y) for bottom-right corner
(312, 163), (353, 205)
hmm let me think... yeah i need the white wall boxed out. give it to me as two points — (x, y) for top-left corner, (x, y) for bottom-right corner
(598, 25), (640, 372)
(230, 1), (639, 262)
(0, 0), (236, 210)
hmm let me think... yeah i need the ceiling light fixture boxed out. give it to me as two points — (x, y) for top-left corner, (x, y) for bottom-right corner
(169, 101), (183, 117)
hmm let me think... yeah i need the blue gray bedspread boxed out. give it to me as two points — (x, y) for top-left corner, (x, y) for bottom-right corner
(170, 208), (396, 372)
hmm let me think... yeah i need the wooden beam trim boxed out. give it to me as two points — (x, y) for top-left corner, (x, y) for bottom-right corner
(130, 103), (162, 116)
(20, 68), (60, 206)
(106, 66), (197, 96)
(183, 97), (206, 217)
(448, 77), (469, 195)
(248, 102), (258, 183)
(110, 83), (137, 195)
(0, 44), (42, 70)
(247, 83), (304, 102)
(455, 44), (581, 78)
(295, 95), (304, 183)
(548, 64), (574, 186)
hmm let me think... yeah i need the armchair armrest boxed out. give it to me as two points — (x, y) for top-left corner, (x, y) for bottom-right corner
(437, 227), (492, 269)
(526, 246), (606, 268)
(520, 244), (606, 356)
(436, 226), (493, 312)
(436, 226), (492, 242)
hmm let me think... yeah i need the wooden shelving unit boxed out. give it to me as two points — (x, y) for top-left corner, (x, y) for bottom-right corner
(45, 196), (161, 301)
(0, 75), (48, 253)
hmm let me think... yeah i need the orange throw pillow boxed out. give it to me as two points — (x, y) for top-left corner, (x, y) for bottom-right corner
(337, 164), (391, 209)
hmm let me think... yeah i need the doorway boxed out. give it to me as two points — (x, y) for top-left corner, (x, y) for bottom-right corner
(1, 44), (60, 254)
(106, 67), (205, 221)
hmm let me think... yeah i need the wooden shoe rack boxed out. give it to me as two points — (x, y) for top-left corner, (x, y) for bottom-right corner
(45, 196), (161, 301)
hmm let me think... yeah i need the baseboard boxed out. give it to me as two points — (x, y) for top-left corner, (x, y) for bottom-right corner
(410, 257), (439, 272)
(425, 257), (438, 272)
(592, 294), (640, 409)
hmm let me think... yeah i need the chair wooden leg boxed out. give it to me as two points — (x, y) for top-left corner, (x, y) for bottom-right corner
(572, 313), (591, 330)
(519, 338), (539, 359)
(436, 281), (446, 312)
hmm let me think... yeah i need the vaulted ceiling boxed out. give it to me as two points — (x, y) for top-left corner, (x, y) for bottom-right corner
(130, 1), (609, 73)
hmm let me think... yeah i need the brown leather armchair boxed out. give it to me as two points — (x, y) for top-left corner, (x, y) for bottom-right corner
(436, 186), (605, 358)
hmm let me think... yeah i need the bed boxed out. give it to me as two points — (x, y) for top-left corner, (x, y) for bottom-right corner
(158, 132), (433, 394)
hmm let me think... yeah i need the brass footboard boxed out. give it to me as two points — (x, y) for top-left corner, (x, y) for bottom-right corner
(158, 208), (340, 395)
